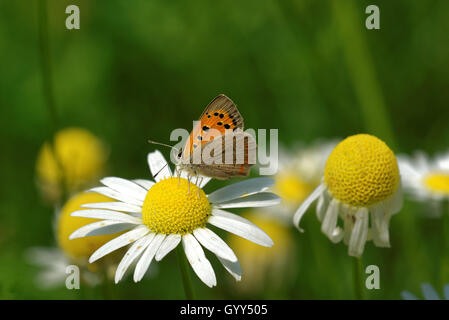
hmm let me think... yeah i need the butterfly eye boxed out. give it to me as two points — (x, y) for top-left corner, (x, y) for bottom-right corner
(177, 149), (182, 158)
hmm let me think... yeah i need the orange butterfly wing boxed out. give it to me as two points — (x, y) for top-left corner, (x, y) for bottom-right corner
(182, 94), (244, 159)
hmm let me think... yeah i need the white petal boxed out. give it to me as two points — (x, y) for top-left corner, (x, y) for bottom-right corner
(348, 208), (369, 258)
(329, 226), (344, 243)
(101, 177), (148, 201)
(208, 213), (273, 247)
(89, 226), (149, 263)
(213, 192), (280, 209)
(134, 233), (166, 282)
(82, 201), (142, 213)
(147, 150), (172, 182)
(132, 179), (155, 190)
(370, 204), (391, 247)
(387, 185), (403, 215)
(217, 256), (241, 281)
(401, 291), (418, 300)
(87, 187), (143, 206)
(155, 234), (181, 261)
(321, 199), (340, 242)
(293, 183), (326, 232)
(71, 209), (142, 224)
(114, 233), (155, 283)
(69, 220), (135, 239)
(193, 228), (237, 262)
(182, 234), (216, 288)
(208, 178), (274, 203)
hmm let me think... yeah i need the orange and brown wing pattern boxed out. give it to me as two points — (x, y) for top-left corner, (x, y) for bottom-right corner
(182, 94), (244, 158)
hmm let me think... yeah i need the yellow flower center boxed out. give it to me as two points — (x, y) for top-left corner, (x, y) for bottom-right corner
(142, 177), (211, 234)
(324, 134), (400, 207)
(274, 172), (314, 206)
(36, 127), (107, 196)
(424, 172), (449, 195)
(58, 192), (121, 260)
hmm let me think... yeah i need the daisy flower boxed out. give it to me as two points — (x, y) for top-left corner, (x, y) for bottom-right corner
(227, 211), (295, 293)
(398, 150), (449, 216)
(69, 150), (280, 287)
(36, 127), (108, 203)
(401, 283), (449, 300)
(27, 192), (123, 288)
(293, 134), (403, 258)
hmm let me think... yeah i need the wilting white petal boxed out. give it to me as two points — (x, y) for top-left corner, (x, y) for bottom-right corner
(89, 226), (149, 263)
(182, 234), (216, 288)
(69, 220), (135, 239)
(321, 199), (340, 242)
(155, 234), (182, 261)
(71, 209), (142, 224)
(387, 185), (403, 214)
(132, 179), (154, 191)
(217, 256), (242, 281)
(370, 204), (391, 247)
(134, 233), (166, 282)
(208, 213), (273, 247)
(293, 183), (326, 232)
(213, 192), (280, 209)
(443, 284), (449, 300)
(193, 228), (237, 262)
(212, 209), (252, 224)
(208, 178), (274, 203)
(147, 150), (172, 182)
(82, 201), (142, 213)
(87, 187), (143, 206)
(114, 233), (155, 283)
(101, 177), (148, 201)
(348, 208), (369, 258)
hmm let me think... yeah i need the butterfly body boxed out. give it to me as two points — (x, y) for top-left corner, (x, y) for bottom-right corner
(176, 94), (256, 180)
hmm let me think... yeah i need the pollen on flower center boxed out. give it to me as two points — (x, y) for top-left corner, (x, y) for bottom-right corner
(324, 134), (400, 207)
(424, 172), (449, 195)
(142, 177), (211, 234)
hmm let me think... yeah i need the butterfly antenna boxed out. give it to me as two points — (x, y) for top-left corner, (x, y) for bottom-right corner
(148, 140), (180, 153)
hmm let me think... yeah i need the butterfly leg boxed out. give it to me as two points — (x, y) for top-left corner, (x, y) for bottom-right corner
(187, 174), (191, 194)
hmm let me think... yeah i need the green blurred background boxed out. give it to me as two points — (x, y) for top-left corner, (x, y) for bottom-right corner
(1, 0), (449, 299)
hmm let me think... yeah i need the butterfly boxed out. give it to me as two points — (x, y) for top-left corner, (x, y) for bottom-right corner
(175, 94), (257, 181)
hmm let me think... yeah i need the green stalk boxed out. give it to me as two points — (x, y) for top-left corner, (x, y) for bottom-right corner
(177, 245), (195, 300)
(353, 257), (365, 300)
(37, 0), (67, 201)
(331, 0), (397, 149)
(441, 200), (449, 284)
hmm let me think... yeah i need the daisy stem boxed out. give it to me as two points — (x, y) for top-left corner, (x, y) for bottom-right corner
(176, 245), (195, 300)
(38, 0), (67, 202)
(353, 257), (365, 300)
(331, 0), (397, 149)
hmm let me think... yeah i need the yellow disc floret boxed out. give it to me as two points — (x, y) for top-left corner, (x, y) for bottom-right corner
(274, 171), (314, 206)
(142, 177), (210, 234)
(424, 172), (449, 195)
(324, 134), (399, 207)
(58, 192), (120, 260)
